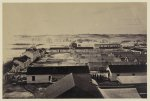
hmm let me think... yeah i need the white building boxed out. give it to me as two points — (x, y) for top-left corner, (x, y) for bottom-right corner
(107, 65), (147, 81)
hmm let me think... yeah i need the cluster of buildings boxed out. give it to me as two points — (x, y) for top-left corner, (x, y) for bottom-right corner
(4, 41), (147, 98)
(8, 47), (46, 73)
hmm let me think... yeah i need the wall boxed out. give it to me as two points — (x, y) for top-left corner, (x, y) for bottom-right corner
(110, 72), (146, 81)
(27, 75), (52, 83)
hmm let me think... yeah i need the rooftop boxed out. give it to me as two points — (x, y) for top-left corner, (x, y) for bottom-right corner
(33, 53), (82, 66)
(109, 65), (147, 73)
(99, 88), (141, 98)
(45, 73), (102, 98)
(117, 76), (147, 84)
(27, 65), (89, 74)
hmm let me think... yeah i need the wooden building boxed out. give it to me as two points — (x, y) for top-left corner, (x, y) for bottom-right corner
(107, 65), (147, 81)
(26, 65), (89, 83)
(45, 73), (102, 98)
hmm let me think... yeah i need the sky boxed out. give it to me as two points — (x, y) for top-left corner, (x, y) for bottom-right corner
(3, 3), (147, 37)
(2, 3), (147, 62)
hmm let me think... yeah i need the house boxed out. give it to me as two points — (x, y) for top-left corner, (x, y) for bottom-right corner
(26, 65), (90, 83)
(13, 55), (31, 70)
(26, 69), (52, 83)
(44, 73), (103, 98)
(107, 65), (147, 81)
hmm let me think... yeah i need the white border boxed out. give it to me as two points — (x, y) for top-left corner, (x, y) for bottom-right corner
(0, 0), (149, 101)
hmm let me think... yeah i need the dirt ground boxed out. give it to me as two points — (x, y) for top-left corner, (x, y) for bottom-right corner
(3, 83), (34, 99)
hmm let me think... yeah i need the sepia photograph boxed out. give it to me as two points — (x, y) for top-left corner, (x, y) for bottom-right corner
(2, 2), (147, 99)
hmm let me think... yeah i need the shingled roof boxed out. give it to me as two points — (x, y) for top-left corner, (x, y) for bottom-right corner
(99, 88), (141, 98)
(109, 65), (147, 73)
(117, 76), (147, 84)
(45, 73), (102, 98)
(27, 65), (90, 75)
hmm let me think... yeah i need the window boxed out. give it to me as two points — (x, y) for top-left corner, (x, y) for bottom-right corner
(117, 74), (120, 76)
(32, 76), (35, 81)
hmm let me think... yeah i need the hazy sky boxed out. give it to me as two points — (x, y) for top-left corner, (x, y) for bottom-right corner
(3, 3), (147, 37)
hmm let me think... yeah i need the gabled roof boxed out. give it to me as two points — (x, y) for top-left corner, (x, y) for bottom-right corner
(109, 65), (147, 73)
(45, 73), (102, 98)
